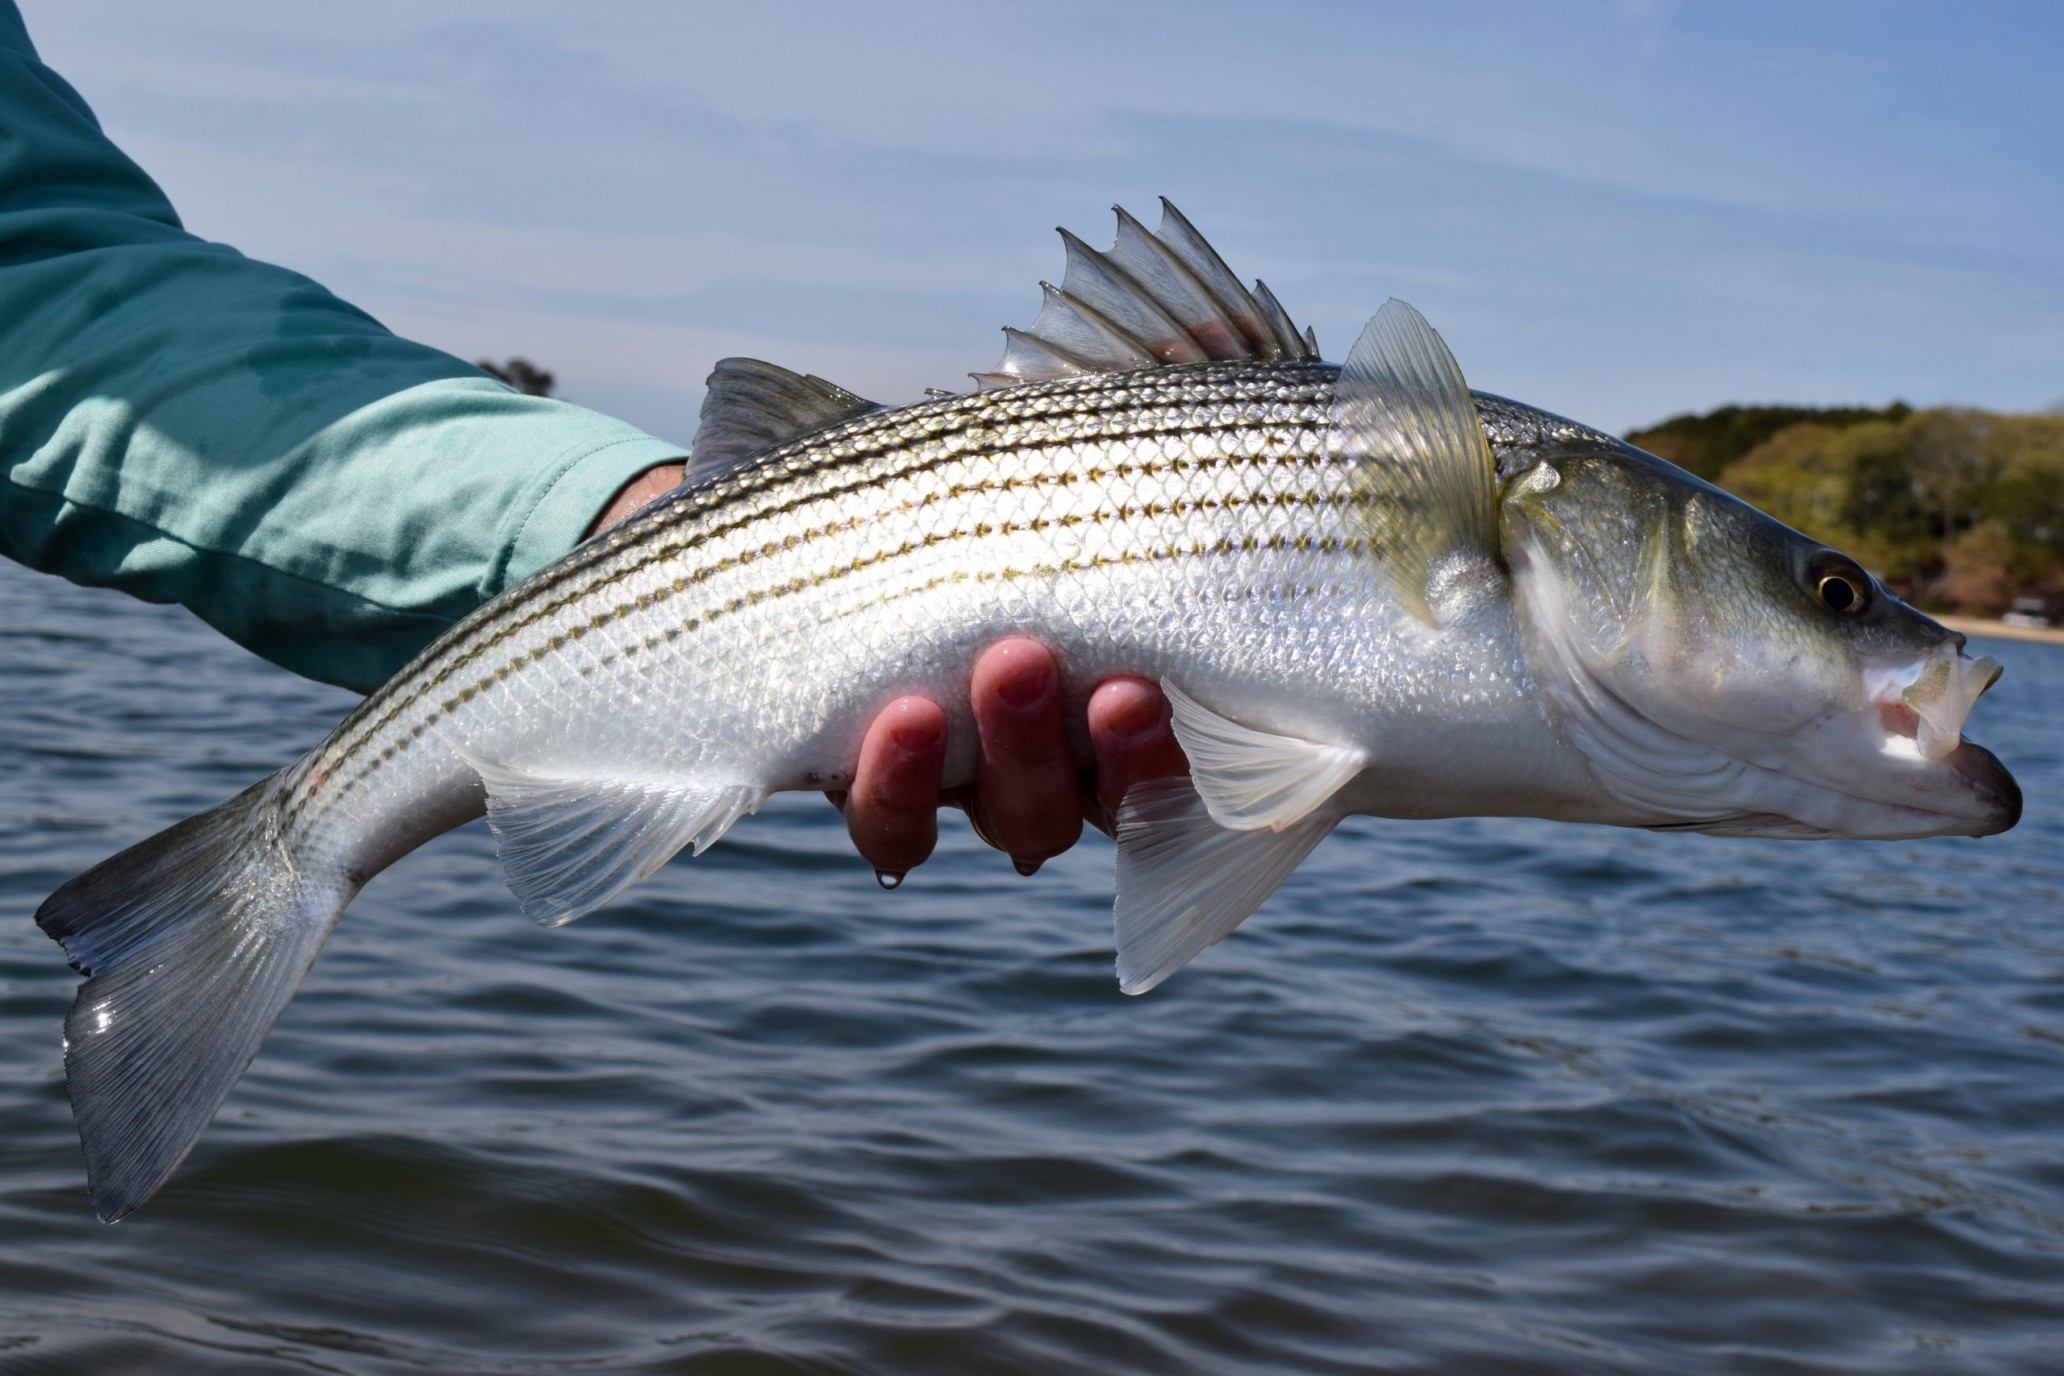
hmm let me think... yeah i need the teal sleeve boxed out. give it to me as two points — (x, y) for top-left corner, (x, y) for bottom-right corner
(0, 7), (686, 693)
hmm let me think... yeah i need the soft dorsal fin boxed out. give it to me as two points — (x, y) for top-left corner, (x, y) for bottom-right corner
(971, 200), (1321, 390)
(1331, 299), (1500, 627)
(690, 358), (880, 479)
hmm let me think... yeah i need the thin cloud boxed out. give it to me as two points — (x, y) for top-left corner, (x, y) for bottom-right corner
(23, 0), (2060, 440)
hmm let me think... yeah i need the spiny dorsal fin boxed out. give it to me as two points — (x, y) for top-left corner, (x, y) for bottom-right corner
(690, 358), (880, 479)
(1134, 199), (1283, 360)
(972, 201), (1320, 390)
(1332, 299), (1500, 627)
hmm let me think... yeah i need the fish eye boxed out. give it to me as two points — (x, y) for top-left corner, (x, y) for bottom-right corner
(1815, 568), (1868, 615)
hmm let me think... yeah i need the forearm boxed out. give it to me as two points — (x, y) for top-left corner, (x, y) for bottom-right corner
(0, 4), (1180, 885)
(0, 9), (682, 693)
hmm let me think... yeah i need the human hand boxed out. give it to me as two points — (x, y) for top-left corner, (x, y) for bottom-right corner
(835, 639), (1189, 885)
(588, 473), (1190, 882)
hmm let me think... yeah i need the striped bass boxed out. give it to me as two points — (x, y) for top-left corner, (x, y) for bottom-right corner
(37, 202), (2020, 1220)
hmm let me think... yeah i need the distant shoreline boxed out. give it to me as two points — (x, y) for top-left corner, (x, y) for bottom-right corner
(1935, 615), (2064, 646)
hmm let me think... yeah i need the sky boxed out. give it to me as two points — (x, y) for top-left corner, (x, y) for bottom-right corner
(21, 0), (2063, 447)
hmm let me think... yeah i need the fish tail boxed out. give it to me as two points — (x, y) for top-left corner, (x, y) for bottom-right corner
(34, 773), (350, 1222)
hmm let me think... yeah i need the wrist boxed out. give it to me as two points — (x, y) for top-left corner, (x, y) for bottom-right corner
(586, 462), (687, 538)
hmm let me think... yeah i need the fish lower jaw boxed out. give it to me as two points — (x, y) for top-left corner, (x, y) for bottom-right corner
(1730, 736), (2021, 840)
(1546, 688), (2013, 841)
(1941, 739), (2023, 835)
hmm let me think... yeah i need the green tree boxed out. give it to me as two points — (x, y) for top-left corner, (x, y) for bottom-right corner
(1977, 413), (2064, 589)
(1935, 520), (2017, 616)
(1717, 420), (1925, 585)
(1903, 409), (1998, 562)
(1628, 402), (1912, 482)
(1652, 401), (2061, 614)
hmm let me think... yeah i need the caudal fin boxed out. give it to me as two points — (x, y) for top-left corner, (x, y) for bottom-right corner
(35, 775), (350, 1222)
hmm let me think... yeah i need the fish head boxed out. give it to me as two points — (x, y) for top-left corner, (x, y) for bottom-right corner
(1498, 440), (2019, 839)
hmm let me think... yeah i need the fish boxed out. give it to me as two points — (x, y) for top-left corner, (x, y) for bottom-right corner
(36, 200), (2021, 1221)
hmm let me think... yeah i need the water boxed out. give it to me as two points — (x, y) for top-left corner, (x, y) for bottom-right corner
(0, 557), (2059, 1375)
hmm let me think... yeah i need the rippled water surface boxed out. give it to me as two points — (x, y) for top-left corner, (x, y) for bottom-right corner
(1, 559), (2060, 1374)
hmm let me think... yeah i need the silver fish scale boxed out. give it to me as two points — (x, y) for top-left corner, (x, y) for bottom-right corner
(286, 361), (1530, 868)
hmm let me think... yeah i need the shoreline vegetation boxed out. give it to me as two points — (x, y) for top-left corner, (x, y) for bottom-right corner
(488, 355), (2063, 637)
(1626, 402), (2064, 624)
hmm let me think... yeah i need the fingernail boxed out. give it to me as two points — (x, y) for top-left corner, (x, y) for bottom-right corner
(1104, 684), (1168, 744)
(997, 660), (1056, 712)
(888, 716), (943, 756)
(1013, 857), (1042, 877)
(875, 869), (905, 890)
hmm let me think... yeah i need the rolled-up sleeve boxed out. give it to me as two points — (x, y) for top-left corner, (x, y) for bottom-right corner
(0, 5), (684, 693)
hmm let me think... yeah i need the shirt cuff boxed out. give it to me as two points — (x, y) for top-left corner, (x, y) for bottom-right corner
(494, 434), (689, 594)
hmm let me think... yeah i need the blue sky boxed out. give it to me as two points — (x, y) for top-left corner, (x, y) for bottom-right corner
(23, 1), (2063, 445)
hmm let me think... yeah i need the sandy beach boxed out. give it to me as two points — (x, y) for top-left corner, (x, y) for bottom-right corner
(1935, 614), (2064, 646)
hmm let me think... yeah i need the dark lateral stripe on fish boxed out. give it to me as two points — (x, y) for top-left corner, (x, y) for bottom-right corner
(322, 368), (1332, 765)
(324, 492), (1369, 806)
(518, 361), (1336, 628)
(314, 374), (1338, 798)
(324, 414), (1325, 778)
(507, 366), (1333, 646)
(314, 526), (1374, 822)
(317, 454), (1350, 806)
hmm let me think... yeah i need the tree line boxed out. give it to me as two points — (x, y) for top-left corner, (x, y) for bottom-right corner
(1627, 403), (2064, 618)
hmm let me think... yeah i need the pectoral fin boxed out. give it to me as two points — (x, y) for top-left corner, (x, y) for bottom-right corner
(1113, 777), (1339, 994)
(1161, 680), (1368, 831)
(457, 751), (764, 927)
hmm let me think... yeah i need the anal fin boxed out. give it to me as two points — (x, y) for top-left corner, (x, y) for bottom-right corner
(458, 751), (764, 927)
(1114, 777), (1338, 994)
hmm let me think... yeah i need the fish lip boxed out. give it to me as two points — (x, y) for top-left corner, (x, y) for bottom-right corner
(1944, 739), (2023, 835)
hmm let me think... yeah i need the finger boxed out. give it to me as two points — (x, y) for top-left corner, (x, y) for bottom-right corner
(843, 696), (949, 883)
(1086, 676), (1188, 832)
(968, 639), (1082, 873)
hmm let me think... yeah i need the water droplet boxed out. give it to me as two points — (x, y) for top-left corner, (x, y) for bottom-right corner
(1013, 858), (1042, 877)
(875, 869), (904, 890)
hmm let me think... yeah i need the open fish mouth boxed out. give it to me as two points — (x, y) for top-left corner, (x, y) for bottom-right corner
(1862, 644), (2020, 834)
(1864, 642), (2002, 762)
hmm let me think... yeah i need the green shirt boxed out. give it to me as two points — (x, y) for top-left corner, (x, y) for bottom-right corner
(0, 5), (685, 693)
